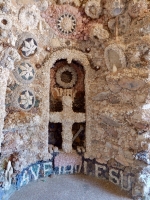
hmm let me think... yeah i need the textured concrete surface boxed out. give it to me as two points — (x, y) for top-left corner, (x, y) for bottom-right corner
(10, 174), (132, 200)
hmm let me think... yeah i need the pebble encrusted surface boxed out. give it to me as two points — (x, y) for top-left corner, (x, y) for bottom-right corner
(0, 0), (150, 199)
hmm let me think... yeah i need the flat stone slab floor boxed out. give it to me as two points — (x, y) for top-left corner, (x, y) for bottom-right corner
(10, 174), (132, 200)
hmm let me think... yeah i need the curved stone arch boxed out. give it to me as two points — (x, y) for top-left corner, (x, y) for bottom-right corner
(43, 48), (91, 153)
(45, 49), (90, 70)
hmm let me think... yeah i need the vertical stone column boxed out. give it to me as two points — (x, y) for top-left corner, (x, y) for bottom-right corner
(0, 46), (20, 154)
(61, 96), (73, 153)
(62, 122), (73, 153)
(0, 67), (10, 153)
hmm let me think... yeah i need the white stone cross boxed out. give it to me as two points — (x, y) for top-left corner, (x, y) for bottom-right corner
(49, 95), (85, 153)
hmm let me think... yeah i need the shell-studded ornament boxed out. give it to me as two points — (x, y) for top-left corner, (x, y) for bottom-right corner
(13, 62), (35, 84)
(89, 23), (109, 41)
(107, 0), (125, 17)
(57, 13), (76, 35)
(0, 47), (21, 70)
(17, 89), (35, 110)
(19, 6), (39, 29)
(41, 5), (87, 40)
(85, 0), (102, 19)
(21, 38), (37, 58)
(128, 0), (147, 18)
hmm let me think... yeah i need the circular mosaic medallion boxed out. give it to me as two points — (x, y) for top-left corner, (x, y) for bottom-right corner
(18, 89), (35, 110)
(57, 13), (76, 35)
(13, 62), (35, 84)
(19, 6), (39, 29)
(21, 38), (37, 57)
(56, 65), (77, 89)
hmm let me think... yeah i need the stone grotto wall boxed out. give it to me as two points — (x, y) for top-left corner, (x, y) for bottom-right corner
(0, 0), (150, 199)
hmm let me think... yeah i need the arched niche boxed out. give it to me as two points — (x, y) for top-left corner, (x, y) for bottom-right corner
(43, 49), (91, 153)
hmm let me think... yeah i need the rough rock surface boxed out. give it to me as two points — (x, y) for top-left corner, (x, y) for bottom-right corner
(0, 0), (150, 199)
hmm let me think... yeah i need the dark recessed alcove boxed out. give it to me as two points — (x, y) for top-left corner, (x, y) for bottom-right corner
(50, 96), (63, 112)
(73, 91), (85, 113)
(72, 122), (85, 150)
(48, 122), (62, 149)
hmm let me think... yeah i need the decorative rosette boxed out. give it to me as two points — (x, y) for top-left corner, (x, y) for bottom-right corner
(17, 89), (35, 110)
(41, 5), (88, 40)
(13, 62), (35, 84)
(21, 38), (37, 58)
(56, 65), (77, 89)
(19, 6), (39, 29)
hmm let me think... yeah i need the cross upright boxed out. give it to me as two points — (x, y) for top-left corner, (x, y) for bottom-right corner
(49, 95), (85, 153)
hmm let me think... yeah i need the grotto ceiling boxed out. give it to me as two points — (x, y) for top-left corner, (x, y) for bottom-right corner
(0, 0), (150, 199)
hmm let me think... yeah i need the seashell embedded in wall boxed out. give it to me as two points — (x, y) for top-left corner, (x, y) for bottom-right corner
(18, 90), (35, 110)
(89, 23), (109, 41)
(3, 161), (13, 191)
(104, 44), (126, 71)
(13, 62), (35, 84)
(128, 0), (147, 18)
(112, 0), (124, 16)
(19, 6), (40, 29)
(0, 1), (9, 14)
(12, 87), (35, 111)
(38, 0), (49, 11)
(85, 0), (102, 19)
(16, 32), (37, 50)
(21, 38), (37, 58)
(0, 47), (21, 70)
(57, 13), (76, 35)
(0, 15), (12, 30)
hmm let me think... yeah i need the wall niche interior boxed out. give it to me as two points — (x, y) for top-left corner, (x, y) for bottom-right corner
(48, 122), (62, 149)
(49, 59), (85, 151)
(72, 122), (86, 150)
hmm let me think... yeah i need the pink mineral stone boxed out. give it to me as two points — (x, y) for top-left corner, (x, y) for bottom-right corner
(45, 10), (49, 15)
(84, 36), (87, 40)
(41, 13), (46, 18)
(46, 18), (49, 22)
